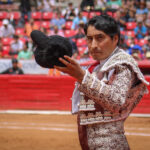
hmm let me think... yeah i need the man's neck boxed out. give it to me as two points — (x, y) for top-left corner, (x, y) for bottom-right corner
(92, 47), (119, 72)
(99, 46), (118, 64)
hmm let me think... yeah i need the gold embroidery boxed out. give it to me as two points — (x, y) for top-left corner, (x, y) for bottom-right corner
(87, 99), (95, 110)
(87, 113), (95, 122)
(78, 49), (148, 125)
(80, 113), (87, 124)
(95, 112), (103, 121)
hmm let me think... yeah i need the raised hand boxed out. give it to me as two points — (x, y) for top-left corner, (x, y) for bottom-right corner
(54, 55), (85, 83)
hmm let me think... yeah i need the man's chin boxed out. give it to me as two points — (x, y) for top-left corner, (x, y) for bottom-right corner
(92, 56), (105, 61)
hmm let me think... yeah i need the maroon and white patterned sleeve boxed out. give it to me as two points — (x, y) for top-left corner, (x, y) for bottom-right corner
(78, 65), (136, 113)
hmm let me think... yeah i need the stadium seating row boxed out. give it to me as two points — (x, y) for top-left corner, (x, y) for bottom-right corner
(1, 35), (148, 47)
(1, 37), (148, 58)
(0, 11), (54, 20)
(0, 10), (117, 21)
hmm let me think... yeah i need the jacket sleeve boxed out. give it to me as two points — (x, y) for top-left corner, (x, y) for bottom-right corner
(78, 64), (136, 113)
(1, 69), (10, 74)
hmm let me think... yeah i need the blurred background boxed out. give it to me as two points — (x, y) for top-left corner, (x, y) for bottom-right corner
(0, 0), (149, 112)
(0, 1), (150, 150)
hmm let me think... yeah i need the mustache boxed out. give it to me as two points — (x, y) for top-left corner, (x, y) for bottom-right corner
(90, 48), (102, 53)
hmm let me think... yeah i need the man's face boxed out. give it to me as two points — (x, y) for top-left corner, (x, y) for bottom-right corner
(12, 62), (18, 68)
(14, 38), (18, 43)
(4, 24), (8, 28)
(79, 12), (83, 18)
(138, 22), (142, 28)
(148, 40), (150, 46)
(86, 25), (118, 61)
(57, 13), (61, 19)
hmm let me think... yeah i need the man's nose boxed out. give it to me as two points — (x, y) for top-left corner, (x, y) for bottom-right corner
(91, 39), (98, 49)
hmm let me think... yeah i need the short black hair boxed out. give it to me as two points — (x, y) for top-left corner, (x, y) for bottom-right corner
(12, 58), (18, 64)
(84, 15), (120, 45)
(13, 34), (19, 39)
(68, 2), (72, 6)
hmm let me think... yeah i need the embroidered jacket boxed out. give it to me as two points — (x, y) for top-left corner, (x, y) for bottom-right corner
(74, 49), (149, 125)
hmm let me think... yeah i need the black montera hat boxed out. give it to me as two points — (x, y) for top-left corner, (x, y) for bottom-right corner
(30, 30), (72, 68)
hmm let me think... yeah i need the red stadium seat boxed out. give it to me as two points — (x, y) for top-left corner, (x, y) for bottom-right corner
(126, 22), (136, 30)
(89, 12), (101, 19)
(76, 38), (87, 47)
(78, 47), (87, 55)
(0, 21), (2, 26)
(2, 46), (10, 56)
(120, 30), (125, 35)
(82, 11), (89, 18)
(125, 38), (139, 46)
(65, 21), (73, 30)
(138, 39), (148, 46)
(106, 11), (113, 17)
(125, 39), (132, 46)
(24, 14), (28, 20)
(64, 30), (76, 37)
(2, 38), (13, 46)
(15, 28), (25, 36)
(42, 12), (53, 20)
(8, 11), (21, 20)
(134, 38), (138, 45)
(19, 37), (26, 44)
(113, 12), (117, 18)
(31, 12), (42, 20)
(0, 11), (8, 20)
(71, 38), (76, 42)
(41, 21), (50, 29)
(126, 31), (135, 38)
(34, 21), (41, 29)
(2, 45), (10, 52)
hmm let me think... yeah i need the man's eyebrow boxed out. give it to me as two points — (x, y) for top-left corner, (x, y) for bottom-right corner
(86, 35), (92, 38)
(86, 33), (103, 37)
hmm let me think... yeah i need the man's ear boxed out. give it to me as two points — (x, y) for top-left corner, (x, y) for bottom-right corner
(113, 34), (119, 45)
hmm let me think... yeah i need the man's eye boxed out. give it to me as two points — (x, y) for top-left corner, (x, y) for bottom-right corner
(87, 38), (92, 41)
(97, 36), (103, 41)
(97, 36), (103, 39)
